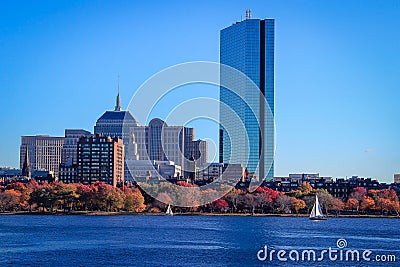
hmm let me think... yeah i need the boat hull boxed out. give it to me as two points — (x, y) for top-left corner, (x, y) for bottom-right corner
(309, 216), (327, 221)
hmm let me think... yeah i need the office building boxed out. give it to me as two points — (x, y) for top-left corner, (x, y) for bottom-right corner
(130, 118), (208, 178)
(20, 135), (64, 177)
(77, 134), (124, 187)
(125, 160), (182, 182)
(94, 88), (139, 161)
(61, 129), (92, 165)
(59, 164), (77, 184)
(94, 87), (208, 179)
(186, 139), (208, 168)
(219, 10), (275, 181)
(201, 162), (245, 183)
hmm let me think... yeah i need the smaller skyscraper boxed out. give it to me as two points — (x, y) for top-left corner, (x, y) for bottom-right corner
(77, 134), (124, 187)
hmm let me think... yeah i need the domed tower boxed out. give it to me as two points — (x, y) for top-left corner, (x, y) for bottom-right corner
(94, 81), (140, 160)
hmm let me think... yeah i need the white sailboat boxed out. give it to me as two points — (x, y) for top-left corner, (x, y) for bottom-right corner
(166, 204), (173, 216)
(309, 195), (326, 220)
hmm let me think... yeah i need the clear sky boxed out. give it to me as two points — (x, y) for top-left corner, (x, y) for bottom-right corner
(0, 0), (399, 182)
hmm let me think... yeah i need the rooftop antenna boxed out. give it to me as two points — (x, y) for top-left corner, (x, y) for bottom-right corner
(246, 9), (251, 19)
(115, 74), (121, 111)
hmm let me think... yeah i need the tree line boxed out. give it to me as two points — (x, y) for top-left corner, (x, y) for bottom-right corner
(0, 181), (399, 216)
(0, 181), (145, 213)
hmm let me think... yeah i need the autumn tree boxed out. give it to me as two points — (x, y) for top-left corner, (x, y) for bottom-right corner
(0, 191), (19, 212)
(330, 198), (345, 215)
(211, 199), (229, 213)
(75, 184), (93, 211)
(274, 194), (292, 214)
(124, 188), (146, 212)
(224, 188), (242, 213)
(299, 182), (313, 195)
(291, 197), (306, 214)
(360, 196), (375, 212)
(345, 198), (359, 212)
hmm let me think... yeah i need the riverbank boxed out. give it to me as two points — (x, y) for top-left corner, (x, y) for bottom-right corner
(1, 211), (399, 218)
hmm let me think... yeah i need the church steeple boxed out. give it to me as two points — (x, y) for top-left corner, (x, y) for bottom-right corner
(22, 147), (31, 178)
(115, 76), (121, 111)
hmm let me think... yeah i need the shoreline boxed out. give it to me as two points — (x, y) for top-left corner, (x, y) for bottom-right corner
(0, 211), (399, 219)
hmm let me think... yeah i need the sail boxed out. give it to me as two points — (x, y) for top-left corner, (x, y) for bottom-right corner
(310, 203), (316, 218)
(315, 195), (323, 217)
(310, 195), (324, 218)
(166, 204), (173, 216)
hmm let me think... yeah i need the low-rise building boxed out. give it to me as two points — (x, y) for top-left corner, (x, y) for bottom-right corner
(394, 174), (400, 184)
(200, 163), (245, 185)
(266, 174), (389, 199)
(125, 160), (182, 182)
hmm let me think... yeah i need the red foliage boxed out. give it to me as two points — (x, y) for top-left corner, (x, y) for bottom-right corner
(255, 186), (280, 201)
(176, 181), (194, 187)
(212, 199), (229, 208)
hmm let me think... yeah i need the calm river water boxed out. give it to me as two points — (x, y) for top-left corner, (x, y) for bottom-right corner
(0, 215), (398, 266)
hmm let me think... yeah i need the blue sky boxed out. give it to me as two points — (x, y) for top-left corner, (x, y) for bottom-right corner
(0, 0), (399, 182)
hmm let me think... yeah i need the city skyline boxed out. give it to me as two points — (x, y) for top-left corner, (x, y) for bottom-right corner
(1, 1), (399, 182)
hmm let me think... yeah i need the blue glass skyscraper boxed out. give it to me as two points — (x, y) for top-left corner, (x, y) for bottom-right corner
(219, 13), (275, 181)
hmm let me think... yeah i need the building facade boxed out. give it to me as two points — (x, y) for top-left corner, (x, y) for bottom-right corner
(263, 174), (388, 199)
(219, 12), (275, 181)
(20, 135), (65, 177)
(125, 160), (182, 182)
(131, 118), (208, 179)
(201, 162), (245, 184)
(76, 134), (124, 187)
(394, 174), (400, 184)
(61, 129), (92, 165)
(59, 164), (77, 184)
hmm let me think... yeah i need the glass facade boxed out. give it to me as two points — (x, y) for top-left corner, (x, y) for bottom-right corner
(219, 18), (275, 181)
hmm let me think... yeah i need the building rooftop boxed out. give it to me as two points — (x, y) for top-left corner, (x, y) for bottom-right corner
(97, 110), (139, 125)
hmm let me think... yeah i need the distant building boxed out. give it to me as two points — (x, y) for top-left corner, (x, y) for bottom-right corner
(200, 162), (245, 184)
(77, 134), (124, 187)
(186, 139), (208, 168)
(125, 160), (181, 182)
(265, 174), (388, 199)
(61, 129), (92, 165)
(20, 135), (64, 177)
(94, 89), (208, 179)
(0, 167), (21, 178)
(131, 118), (208, 178)
(0, 167), (54, 185)
(394, 174), (400, 184)
(59, 164), (77, 184)
(201, 163), (223, 182)
(94, 88), (140, 161)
